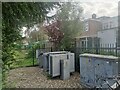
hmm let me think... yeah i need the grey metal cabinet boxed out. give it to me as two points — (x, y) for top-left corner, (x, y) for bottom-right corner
(49, 54), (68, 77)
(68, 52), (75, 73)
(79, 53), (119, 88)
(43, 53), (49, 71)
(49, 54), (61, 77)
(48, 53), (68, 74)
(43, 51), (75, 79)
(43, 51), (68, 72)
(60, 59), (70, 80)
(36, 49), (45, 68)
(36, 49), (40, 59)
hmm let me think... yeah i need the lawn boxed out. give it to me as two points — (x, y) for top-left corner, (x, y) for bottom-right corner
(10, 49), (38, 69)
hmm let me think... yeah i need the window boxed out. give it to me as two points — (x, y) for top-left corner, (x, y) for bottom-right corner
(103, 25), (105, 29)
(103, 23), (109, 29)
(110, 22), (112, 28)
(85, 22), (89, 31)
(106, 24), (108, 29)
(103, 23), (106, 29)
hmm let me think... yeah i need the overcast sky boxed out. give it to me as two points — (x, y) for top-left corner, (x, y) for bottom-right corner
(22, 1), (119, 37)
(48, 1), (119, 19)
(81, 2), (118, 19)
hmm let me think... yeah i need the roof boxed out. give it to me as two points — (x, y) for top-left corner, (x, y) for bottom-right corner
(75, 35), (97, 39)
(83, 18), (101, 22)
(43, 51), (68, 55)
(79, 53), (118, 60)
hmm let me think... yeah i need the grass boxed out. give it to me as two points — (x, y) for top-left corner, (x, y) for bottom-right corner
(10, 49), (38, 69)
(10, 58), (38, 69)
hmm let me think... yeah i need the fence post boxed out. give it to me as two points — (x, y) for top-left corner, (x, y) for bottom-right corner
(32, 46), (34, 66)
(51, 47), (53, 52)
(74, 38), (79, 72)
(115, 42), (117, 57)
(96, 43), (99, 54)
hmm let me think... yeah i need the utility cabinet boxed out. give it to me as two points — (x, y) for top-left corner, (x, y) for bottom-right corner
(38, 55), (44, 68)
(42, 51), (75, 80)
(43, 51), (68, 71)
(49, 54), (60, 77)
(60, 59), (70, 80)
(36, 49), (41, 67)
(49, 54), (68, 77)
(36, 49), (40, 59)
(49, 53), (68, 74)
(79, 53), (119, 88)
(43, 53), (49, 71)
(68, 52), (75, 73)
(36, 49), (45, 68)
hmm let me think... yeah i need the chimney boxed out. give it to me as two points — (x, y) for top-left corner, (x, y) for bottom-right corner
(92, 14), (97, 19)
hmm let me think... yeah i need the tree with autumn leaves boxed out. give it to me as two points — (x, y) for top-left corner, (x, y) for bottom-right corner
(44, 20), (64, 50)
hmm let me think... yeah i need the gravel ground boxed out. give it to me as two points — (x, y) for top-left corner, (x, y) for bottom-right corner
(6, 66), (82, 88)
